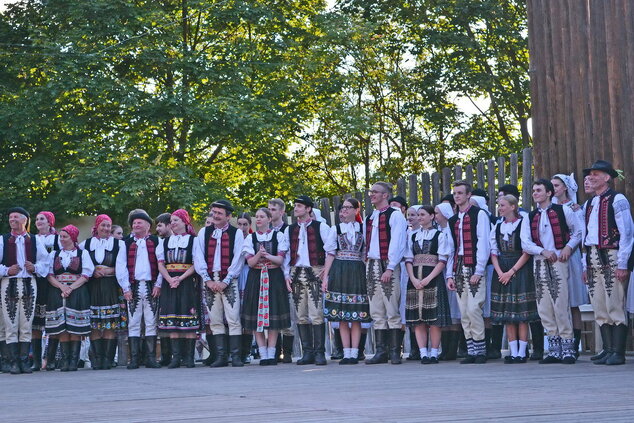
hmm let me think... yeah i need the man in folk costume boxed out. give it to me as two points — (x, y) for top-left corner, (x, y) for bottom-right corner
(583, 160), (633, 365)
(446, 181), (491, 364)
(194, 200), (245, 367)
(284, 196), (331, 365)
(521, 179), (582, 364)
(364, 183), (408, 365)
(124, 210), (162, 369)
(0, 207), (49, 374)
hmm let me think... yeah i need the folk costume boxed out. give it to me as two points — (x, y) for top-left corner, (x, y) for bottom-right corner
(521, 202), (582, 363)
(404, 227), (452, 326)
(194, 201), (245, 367)
(33, 212), (60, 334)
(0, 207), (49, 374)
(272, 220), (295, 363)
(446, 205), (491, 362)
(364, 205), (407, 364)
(284, 196), (331, 365)
(582, 161), (633, 365)
(124, 211), (162, 369)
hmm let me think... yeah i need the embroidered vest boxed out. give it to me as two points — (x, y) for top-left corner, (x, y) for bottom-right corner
(365, 207), (395, 261)
(289, 221), (325, 266)
(53, 249), (83, 275)
(204, 225), (237, 279)
(2, 233), (37, 267)
(529, 204), (570, 250)
(125, 235), (159, 282)
(448, 206), (480, 271)
(584, 188), (620, 249)
(85, 237), (120, 268)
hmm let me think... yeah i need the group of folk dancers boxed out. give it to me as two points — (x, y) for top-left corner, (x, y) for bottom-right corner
(0, 159), (632, 374)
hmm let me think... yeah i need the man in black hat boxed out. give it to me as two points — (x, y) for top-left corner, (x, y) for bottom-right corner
(0, 207), (49, 374)
(389, 195), (408, 215)
(194, 199), (245, 367)
(583, 160), (633, 365)
(124, 209), (161, 369)
(284, 195), (330, 365)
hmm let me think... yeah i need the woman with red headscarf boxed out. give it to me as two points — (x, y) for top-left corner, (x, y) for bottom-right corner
(79, 214), (131, 370)
(156, 209), (200, 368)
(45, 225), (93, 371)
(31, 211), (61, 371)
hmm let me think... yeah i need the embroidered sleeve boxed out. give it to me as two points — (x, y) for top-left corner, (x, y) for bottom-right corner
(81, 249), (94, 279)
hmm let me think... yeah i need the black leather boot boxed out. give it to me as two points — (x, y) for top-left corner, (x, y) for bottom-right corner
(90, 339), (103, 370)
(330, 328), (343, 360)
(241, 334), (253, 364)
(606, 324), (627, 365)
(358, 332), (367, 361)
(159, 336), (172, 366)
(296, 324), (315, 365)
(45, 338), (59, 371)
(487, 325), (503, 359)
(202, 334), (216, 366)
(127, 337), (140, 369)
(145, 336), (161, 368)
(530, 321), (544, 360)
(59, 342), (71, 372)
(0, 340), (10, 373)
(313, 324), (327, 365)
(275, 333), (283, 363)
(68, 341), (81, 371)
(108, 338), (118, 368)
(182, 339), (196, 368)
(591, 324), (612, 361)
(389, 329), (404, 364)
(229, 335), (244, 367)
(407, 329), (421, 360)
(102, 339), (116, 370)
(457, 332), (468, 359)
(18, 342), (32, 374)
(209, 334), (228, 367)
(365, 329), (388, 364)
(443, 331), (459, 361)
(281, 335), (294, 363)
(31, 338), (42, 371)
(8, 343), (21, 374)
(167, 338), (181, 369)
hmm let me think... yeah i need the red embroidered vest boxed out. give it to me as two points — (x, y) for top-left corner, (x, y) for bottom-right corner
(289, 221), (325, 266)
(584, 188), (620, 249)
(529, 204), (570, 250)
(125, 235), (159, 282)
(204, 225), (237, 279)
(365, 207), (394, 261)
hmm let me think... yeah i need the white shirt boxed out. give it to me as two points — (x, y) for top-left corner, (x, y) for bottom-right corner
(404, 227), (450, 262)
(242, 230), (289, 258)
(490, 218), (522, 256)
(283, 220), (330, 275)
(446, 207), (491, 278)
(132, 236), (153, 282)
(47, 248), (94, 279)
(364, 207), (407, 271)
(79, 236), (130, 292)
(521, 203), (582, 257)
(323, 222), (361, 255)
(0, 233), (50, 278)
(584, 192), (634, 269)
(194, 226), (244, 283)
(36, 233), (61, 252)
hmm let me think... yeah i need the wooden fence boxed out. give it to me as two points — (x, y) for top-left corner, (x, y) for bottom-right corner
(315, 148), (534, 225)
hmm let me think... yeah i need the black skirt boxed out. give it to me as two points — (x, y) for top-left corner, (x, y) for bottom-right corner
(323, 259), (371, 322)
(242, 266), (291, 331)
(405, 265), (452, 326)
(89, 275), (123, 331)
(158, 273), (201, 333)
(33, 276), (49, 331)
(490, 252), (540, 323)
(46, 282), (91, 336)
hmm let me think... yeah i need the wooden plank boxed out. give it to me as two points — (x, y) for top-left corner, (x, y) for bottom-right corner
(522, 148), (534, 209)
(487, 159), (496, 212)
(364, 189), (373, 218)
(408, 174), (418, 206)
(319, 198), (332, 225)
(497, 157), (506, 189)
(510, 153), (519, 186)
(332, 196), (341, 225)
(442, 167), (451, 197)
(465, 164), (474, 186)
(396, 177), (406, 198)
(421, 173), (431, 205)
(454, 165), (463, 181)
(476, 162), (485, 190)
(431, 172), (441, 205)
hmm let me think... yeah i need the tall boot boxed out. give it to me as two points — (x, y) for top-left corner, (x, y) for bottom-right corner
(365, 329), (388, 364)
(457, 332), (468, 359)
(68, 341), (81, 371)
(443, 331), (459, 361)
(59, 342), (71, 372)
(241, 334), (253, 364)
(18, 342), (32, 374)
(313, 324), (327, 365)
(281, 335), (294, 363)
(159, 336), (172, 366)
(102, 339), (116, 370)
(0, 341), (10, 373)
(572, 328), (582, 359)
(182, 339), (196, 368)
(91, 339), (103, 370)
(296, 324), (315, 365)
(229, 335), (244, 367)
(606, 324), (627, 365)
(330, 328), (343, 360)
(8, 343), (21, 374)
(108, 338), (118, 368)
(209, 334), (228, 367)
(202, 334), (216, 366)
(358, 332), (367, 361)
(31, 338), (42, 371)
(437, 331), (448, 361)
(45, 338), (59, 371)
(145, 336), (161, 368)
(389, 329), (404, 364)
(407, 329), (421, 360)
(127, 337), (140, 369)
(167, 338), (182, 368)
(487, 325), (503, 359)
(594, 324), (614, 365)
(529, 321), (544, 360)
(275, 333), (283, 363)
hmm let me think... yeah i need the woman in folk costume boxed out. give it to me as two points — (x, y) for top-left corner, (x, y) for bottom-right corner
(551, 173), (587, 358)
(241, 208), (289, 365)
(490, 195), (539, 363)
(404, 205), (452, 364)
(402, 205), (422, 361)
(31, 211), (61, 371)
(45, 225), (93, 371)
(322, 199), (371, 364)
(157, 209), (200, 368)
(80, 214), (130, 370)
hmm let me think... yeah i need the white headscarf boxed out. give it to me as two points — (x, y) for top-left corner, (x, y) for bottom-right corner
(470, 195), (489, 213)
(410, 204), (423, 211)
(552, 173), (578, 204)
(312, 209), (327, 224)
(435, 203), (454, 220)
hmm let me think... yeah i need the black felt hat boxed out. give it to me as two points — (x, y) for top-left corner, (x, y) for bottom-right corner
(211, 200), (235, 214)
(7, 207), (31, 231)
(388, 195), (408, 209)
(294, 195), (314, 208)
(128, 210), (153, 227)
(583, 160), (619, 178)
